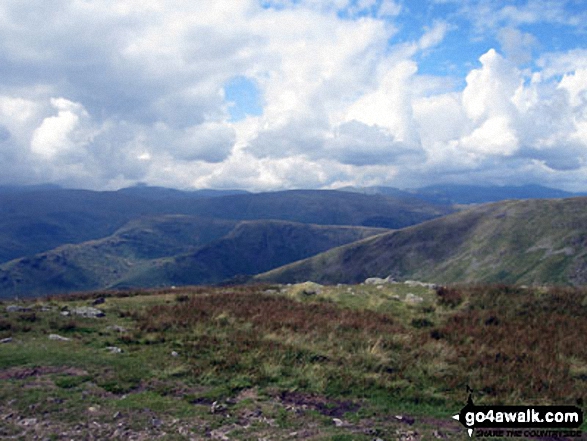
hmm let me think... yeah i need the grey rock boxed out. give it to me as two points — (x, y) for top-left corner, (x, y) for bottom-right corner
(72, 306), (105, 318)
(106, 346), (123, 354)
(91, 297), (105, 305)
(0, 337), (13, 344)
(60, 310), (71, 316)
(332, 418), (345, 427)
(365, 276), (394, 285)
(49, 334), (71, 341)
(6, 305), (30, 313)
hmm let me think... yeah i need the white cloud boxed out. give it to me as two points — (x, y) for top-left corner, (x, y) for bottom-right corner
(30, 98), (90, 158)
(0, 0), (586, 191)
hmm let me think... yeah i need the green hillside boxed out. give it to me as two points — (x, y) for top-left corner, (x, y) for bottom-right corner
(257, 197), (587, 286)
(1, 284), (585, 439)
(110, 221), (388, 288)
(0, 219), (386, 298)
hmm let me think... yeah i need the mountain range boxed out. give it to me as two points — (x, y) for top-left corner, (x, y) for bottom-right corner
(1, 183), (586, 298)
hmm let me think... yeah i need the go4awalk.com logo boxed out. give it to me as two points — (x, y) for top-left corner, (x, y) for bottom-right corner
(452, 393), (584, 438)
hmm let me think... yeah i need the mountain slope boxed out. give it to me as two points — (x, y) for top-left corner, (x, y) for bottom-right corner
(338, 184), (584, 205)
(0, 187), (450, 265)
(111, 221), (389, 288)
(256, 197), (587, 286)
(0, 219), (387, 297)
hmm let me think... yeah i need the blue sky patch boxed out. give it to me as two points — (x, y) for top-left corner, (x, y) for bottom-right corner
(224, 76), (264, 122)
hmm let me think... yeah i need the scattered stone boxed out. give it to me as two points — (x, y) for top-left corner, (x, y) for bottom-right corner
(292, 281), (323, 296)
(171, 351), (179, 357)
(404, 280), (437, 289)
(72, 306), (105, 318)
(263, 289), (278, 295)
(151, 417), (162, 427)
(390, 295), (402, 301)
(404, 293), (424, 304)
(91, 297), (105, 305)
(395, 414), (416, 425)
(364, 276), (394, 285)
(113, 411), (122, 419)
(106, 346), (123, 354)
(88, 406), (99, 413)
(332, 418), (345, 427)
(210, 401), (227, 414)
(6, 305), (30, 313)
(19, 417), (37, 426)
(0, 337), (12, 344)
(60, 311), (71, 316)
(49, 334), (71, 341)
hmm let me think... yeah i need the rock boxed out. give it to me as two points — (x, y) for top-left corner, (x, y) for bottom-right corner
(332, 418), (345, 427)
(404, 280), (437, 289)
(6, 305), (30, 313)
(395, 414), (416, 425)
(365, 276), (394, 285)
(210, 401), (227, 414)
(0, 337), (13, 344)
(49, 334), (71, 341)
(91, 297), (105, 305)
(72, 306), (105, 318)
(106, 346), (123, 354)
(404, 293), (424, 304)
(291, 281), (323, 296)
(60, 311), (71, 316)
(171, 351), (179, 357)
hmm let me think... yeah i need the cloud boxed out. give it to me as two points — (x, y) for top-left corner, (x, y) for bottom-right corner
(0, 0), (586, 192)
(30, 98), (90, 158)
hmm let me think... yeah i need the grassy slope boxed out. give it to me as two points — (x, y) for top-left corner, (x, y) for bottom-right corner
(0, 216), (237, 297)
(112, 221), (389, 288)
(0, 284), (585, 440)
(0, 219), (387, 297)
(257, 197), (587, 286)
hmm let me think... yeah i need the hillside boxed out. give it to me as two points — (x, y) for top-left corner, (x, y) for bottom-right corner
(0, 187), (450, 265)
(338, 184), (584, 205)
(0, 219), (386, 298)
(1, 284), (585, 439)
(256, 197), (587, 286)
(114, 221), (388, 288)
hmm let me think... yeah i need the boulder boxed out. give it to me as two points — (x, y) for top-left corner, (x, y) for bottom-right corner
(364, 276), (395, 285)
(72, 306), (105, 318)
(49, 334), (71, 341)
(6, 305), (30, 313)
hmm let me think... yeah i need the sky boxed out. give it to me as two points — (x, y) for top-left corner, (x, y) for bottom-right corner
(1, 0), (587, 192)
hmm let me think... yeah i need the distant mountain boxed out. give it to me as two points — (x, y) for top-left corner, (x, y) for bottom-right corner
(0, 219), (387, 297)
(338, 184), (584, 205)
(256, 197), (587, 286)
(0, 187), (451, 264)
(413, 184), (582, 205)
(116, 185), (250, 200)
